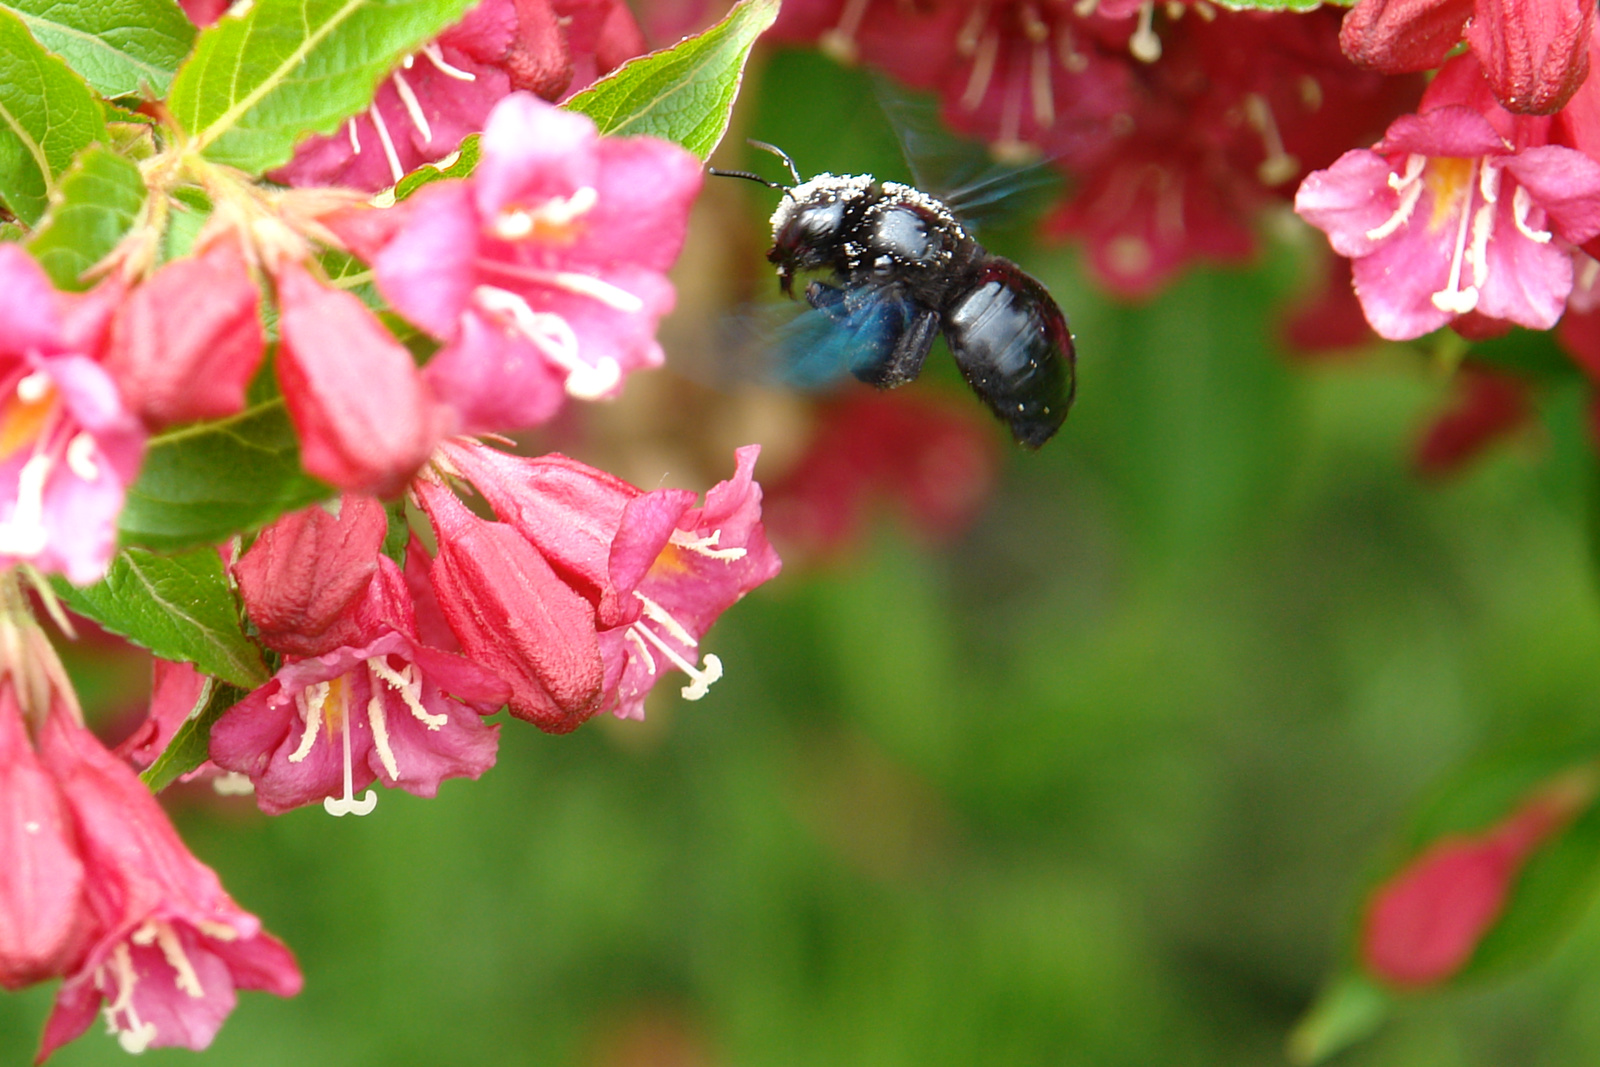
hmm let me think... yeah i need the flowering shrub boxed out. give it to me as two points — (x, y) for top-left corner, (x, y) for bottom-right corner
(7, 0), (1600, 1062)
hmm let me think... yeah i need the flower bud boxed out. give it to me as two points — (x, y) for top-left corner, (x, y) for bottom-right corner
(415, 477), (604, 732)
(275, 260), (446, 497)
(1466, 0), (1594, 114)
(233, 495), (387, 656)
(105, 237), (265, 428)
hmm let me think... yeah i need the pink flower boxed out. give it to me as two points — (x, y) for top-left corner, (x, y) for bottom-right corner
(1341, 0), (1593, 115)
(0, 246), (145, 585)
(1362, 768), (1596, 986)
(104, 236), (265, 429)
(36, 703), (301, 1058)
(0, 687), (88, 992)
(595, 445), (782, 721)
(413, 475), (605, 732)
(1295, 54), (1600, 340)
(357, 93), (702, 434)
(274, 259), (448, 497)
(274, 0), (647, 192)
(433, 440), (782, 721)
(232, 495), (389, 657)
(209, 552), (510, 815)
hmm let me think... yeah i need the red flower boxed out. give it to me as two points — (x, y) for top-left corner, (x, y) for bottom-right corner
(1361, 768), (1596, 986)
(36, 705), (301, 1058)
(1412, 366), (1531, 476)
(413, 476), (606, 732)
(1341, 0), (1593, 115)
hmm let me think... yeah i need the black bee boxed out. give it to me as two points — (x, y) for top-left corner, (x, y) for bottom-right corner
(712, 143), (1075, 449)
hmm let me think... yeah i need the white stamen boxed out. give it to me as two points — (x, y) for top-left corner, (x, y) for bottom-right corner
(0, 453), (52, 558)
(819, 0), (871, 62)
(366, 677), (400, 782)
(956, 3), (987, 54)
(668, 528), (747, 561)
(1243, 93), (1298, 187)
(390, 70), (433, 144)
(65, 432), (98, 481)
(1432, 158), (1482, 315)
(1129, 2), (1161, 63)
(1030, 41), (1055, 128)
(625, 627), (657, 676)
(196, 920), (239, 941)
(1364, 154), (1426, 241)
(630, 592), (722, 700)
(151, 921), (204, 998)
(366, 102), (406, 187)
(1513, 183), (1553, 243)
(347, 116), (362, 154)
(370, 657), (447, 728)
(15, 371), (50, 404)
(101, 942), (158, 1054)
(961, 29), (999, 111)
(1057, 24), (1088, 73)
(287, 682), (327, 763)
(473, 285), (623, 399)
(324, 696), (377, 817)
(421, 43), (477, 80)
(491, 186), (599, 241)
(1468, 201), (1495, 290)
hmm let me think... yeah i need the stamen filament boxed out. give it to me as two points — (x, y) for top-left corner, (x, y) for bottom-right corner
(390, 70), (433, 144)
(366, 103), (406, 187)
(421, 43), (478, 80)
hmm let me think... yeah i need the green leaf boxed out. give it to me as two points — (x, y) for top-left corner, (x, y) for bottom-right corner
(1287, 973), (1390, 1065)
(119, 398), (332, 551)
(141, 678), (249, 793)
(27, 144), (144, 288)
(391, 132), (477, 200)
(0, 8), (104, 226)
(564, 0), (779, 159)
(169, 0), (476, 174)
(1, 0), (195, 98)
(53, 547), (268, 688)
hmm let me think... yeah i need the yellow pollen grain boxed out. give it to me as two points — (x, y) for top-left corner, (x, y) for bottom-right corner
(1425, 158), (1474, 232)
(0, 387), (54, 460)
(322, 674), (350, 730)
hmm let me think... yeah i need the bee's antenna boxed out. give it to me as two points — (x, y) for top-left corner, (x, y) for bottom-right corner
(747, 140), (802, 186)
(707, 167), (783, 189)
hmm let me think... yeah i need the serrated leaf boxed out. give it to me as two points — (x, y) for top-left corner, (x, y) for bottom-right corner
(27, 144), (144, 288)
(54, 548), (268, 688)
(141, 678), (249, 793)
(0, 8), (104, 226)
(564, 0), (779, 160)
(119, 398), (332, 551)
(169, 0), (475, 174)
(392, 132), (478, 200)
(2, 0), (195, 98)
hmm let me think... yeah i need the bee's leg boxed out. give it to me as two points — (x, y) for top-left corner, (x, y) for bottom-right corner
(804, 280), (850, 321)
(852, 306), (938, 388)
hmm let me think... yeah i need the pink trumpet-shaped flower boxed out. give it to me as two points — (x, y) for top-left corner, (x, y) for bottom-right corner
(36, 705), (301, 1059)
(209, 551), (510, 815)
(353, 93), (701, 435)
(1295, 54), (1600, 340)
(0, 247), (145, 585)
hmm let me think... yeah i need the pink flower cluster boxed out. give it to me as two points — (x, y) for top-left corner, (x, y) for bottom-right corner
(0, 598), (301, 1059)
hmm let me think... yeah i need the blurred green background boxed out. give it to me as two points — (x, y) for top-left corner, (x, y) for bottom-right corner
(10, 48), (1600, 1067)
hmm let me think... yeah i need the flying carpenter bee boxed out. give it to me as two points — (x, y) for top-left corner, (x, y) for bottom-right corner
(710, 142), (1075, 449)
